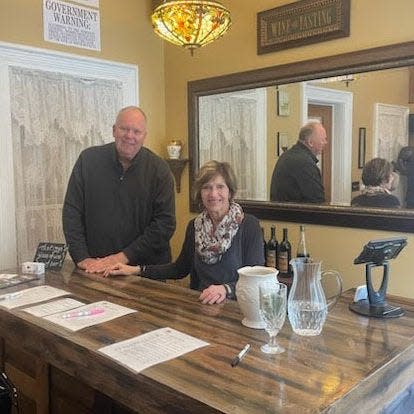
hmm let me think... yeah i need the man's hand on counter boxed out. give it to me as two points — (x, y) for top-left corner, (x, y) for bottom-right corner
(77, 252), (128, 274)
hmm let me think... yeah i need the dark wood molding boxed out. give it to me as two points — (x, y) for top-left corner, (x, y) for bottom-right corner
(241, 200), (414, 233)
(166, 158), (189, 193)
(409, 66), (414, 104)
(188, 41), (414, 233)
(188, 41), (414, 95)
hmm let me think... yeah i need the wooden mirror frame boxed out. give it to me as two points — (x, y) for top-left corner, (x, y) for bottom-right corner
(188, 41), (414, 233)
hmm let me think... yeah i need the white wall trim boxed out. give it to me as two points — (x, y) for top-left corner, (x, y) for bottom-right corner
(301, 83), (353, 205)
(255, 88), (267, 200)
(0, 41), (138, 103)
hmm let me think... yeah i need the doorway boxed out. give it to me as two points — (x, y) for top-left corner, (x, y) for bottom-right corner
(301, 83), (353, 206)
(308, 104), (333, 202)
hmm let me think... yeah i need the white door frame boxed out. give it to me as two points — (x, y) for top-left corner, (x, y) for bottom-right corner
(301, 83), (353, 205)
(0, 41), (138, 268)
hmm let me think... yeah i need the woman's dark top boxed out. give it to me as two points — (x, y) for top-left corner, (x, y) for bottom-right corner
(351, 193), (400, 208)
(142, 214), (265, 299)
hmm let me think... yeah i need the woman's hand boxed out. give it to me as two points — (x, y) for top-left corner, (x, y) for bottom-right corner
(78, 252), (128, 274)
(103, 263), (140, 277)
(199, 284), (227, 304)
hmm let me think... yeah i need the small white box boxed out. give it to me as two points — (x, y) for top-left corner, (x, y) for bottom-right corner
(21, 261), (45, 275)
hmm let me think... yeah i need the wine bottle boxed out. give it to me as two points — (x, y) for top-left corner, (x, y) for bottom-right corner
(261, 227), (267, 263)
(279, 228), (292, 277)
(266, 226), (278, 268)
(296, 225), (309, 258)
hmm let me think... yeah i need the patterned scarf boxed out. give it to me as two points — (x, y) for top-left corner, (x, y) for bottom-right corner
(361, 185), (391, 196)
(194, 202), (244, 264)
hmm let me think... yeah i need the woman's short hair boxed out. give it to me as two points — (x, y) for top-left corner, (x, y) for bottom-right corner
(193, 160), (238, 208)
(362, 158), (392, 187)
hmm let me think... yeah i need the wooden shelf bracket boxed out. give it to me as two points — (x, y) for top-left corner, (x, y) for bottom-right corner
(165, 158), (189, 193)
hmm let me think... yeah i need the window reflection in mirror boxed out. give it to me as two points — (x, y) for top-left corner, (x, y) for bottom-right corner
(198, 66), (413, 209)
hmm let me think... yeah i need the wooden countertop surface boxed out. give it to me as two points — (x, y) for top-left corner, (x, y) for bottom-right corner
(1, 266), (414, 413)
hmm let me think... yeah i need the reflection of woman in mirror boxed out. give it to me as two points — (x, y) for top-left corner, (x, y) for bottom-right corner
(396, 146), (414, 208)
(351, 158), (400, 208)
(104, 161), (265, 304)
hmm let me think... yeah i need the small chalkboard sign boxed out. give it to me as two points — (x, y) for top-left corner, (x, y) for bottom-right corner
(33, 242), (67, 270)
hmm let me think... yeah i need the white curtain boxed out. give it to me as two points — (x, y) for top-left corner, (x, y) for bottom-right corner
(199, 91), (265, 200)
(10, 66), (123, 263)
(374, 103), (409, 206)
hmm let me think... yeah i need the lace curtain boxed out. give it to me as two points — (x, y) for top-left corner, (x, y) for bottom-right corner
(10, 66), (123, 263)
(375, 103), (409, 206)
(199, 91), (266, 200)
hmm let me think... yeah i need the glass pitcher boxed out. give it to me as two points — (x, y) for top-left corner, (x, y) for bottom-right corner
(288, 258), (342, 336)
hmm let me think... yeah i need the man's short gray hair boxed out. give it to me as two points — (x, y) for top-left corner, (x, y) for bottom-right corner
(115, 106), (147, 123)
(298, 121), (321, 144)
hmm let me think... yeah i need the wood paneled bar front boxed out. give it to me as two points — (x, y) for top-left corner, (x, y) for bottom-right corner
(1, 266), (414, 413)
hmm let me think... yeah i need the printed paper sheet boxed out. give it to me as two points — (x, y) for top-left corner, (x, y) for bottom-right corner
(44, 300), (136, 331)
(0, 273), (38, 289)
(0, 285), (69, 309)
(24, 298), (85, 317)
(99, 327), (209, 373)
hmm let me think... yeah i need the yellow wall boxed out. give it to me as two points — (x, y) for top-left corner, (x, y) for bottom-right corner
(1, 0), (414, 296)
(163, 0), (414, 297)
(0, 0), (167, 156)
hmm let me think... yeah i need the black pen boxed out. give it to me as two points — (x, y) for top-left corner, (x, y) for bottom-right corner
(231, 344), (251, 367)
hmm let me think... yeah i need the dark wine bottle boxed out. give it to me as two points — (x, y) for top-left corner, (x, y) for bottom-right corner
(279, 228), (292, 277)
(266, 226), (278, 268)
(296, 225), (309, 258)
(261, 227), (267, 263)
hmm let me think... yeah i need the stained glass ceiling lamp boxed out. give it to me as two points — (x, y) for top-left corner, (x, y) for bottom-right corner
(151, 1), (231, 55)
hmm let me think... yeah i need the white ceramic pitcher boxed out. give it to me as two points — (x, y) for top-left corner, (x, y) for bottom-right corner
(236, 266), (279, 329)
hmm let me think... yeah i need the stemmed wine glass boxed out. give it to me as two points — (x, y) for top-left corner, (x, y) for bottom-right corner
(259, 282), (287, 354)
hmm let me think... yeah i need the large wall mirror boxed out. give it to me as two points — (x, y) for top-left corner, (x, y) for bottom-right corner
(188, 41), (414, 233)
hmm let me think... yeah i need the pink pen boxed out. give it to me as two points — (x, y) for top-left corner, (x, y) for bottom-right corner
(62, 308), (105, 319)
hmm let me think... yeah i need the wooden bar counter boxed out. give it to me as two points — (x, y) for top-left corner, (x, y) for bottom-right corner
(1, 266), (414, 413)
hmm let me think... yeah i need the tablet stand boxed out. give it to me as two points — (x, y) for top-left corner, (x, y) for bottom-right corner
(349, 261), (404, 318)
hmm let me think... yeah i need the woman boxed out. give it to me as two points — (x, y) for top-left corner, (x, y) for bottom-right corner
(105, 160), (265, 304)
(351, 158), (400, 208)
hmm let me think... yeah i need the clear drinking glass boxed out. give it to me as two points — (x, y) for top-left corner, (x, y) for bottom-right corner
(259, 282), (287, 354)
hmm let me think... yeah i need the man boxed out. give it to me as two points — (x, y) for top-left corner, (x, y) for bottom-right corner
(62, 106), (176, 273)
(270, 121), (327, 203)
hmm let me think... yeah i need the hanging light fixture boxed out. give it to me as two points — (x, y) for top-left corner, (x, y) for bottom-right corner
(151, 1), (231, 55)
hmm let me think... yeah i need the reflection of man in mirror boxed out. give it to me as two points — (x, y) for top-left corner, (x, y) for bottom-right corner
(270, 121), (327, 203)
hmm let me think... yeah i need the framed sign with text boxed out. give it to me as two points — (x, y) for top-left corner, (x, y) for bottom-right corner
(277, 89), (290, 116)
(34, 242), (67, 270)
(257, 0), (350, 55)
